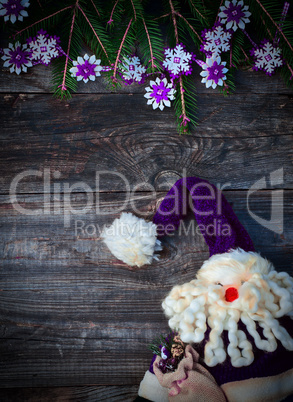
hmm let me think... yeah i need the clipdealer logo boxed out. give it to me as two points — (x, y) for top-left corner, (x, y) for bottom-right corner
(9, 168), (284, 234)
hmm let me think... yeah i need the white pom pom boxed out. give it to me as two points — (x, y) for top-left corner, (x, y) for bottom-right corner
(101, 212), (162, 267)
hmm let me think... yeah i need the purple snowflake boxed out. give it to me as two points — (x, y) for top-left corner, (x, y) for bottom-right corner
(250, 39), (284, 76)
(199, 56), (228, 89)
(219, 0), (251, 31)
(0, 0), (29, 23)
(27, 30), (61, 65)
(144, 77), (176, 111)
(163, 43), (195, 79)
(2, 41), (32, 74)
(201, 23), (232, 57)
(70, 54), (103, 83)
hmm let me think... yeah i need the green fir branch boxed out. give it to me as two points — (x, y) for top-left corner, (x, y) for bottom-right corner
(77, 4), (111, 64)
(137, 16), (164, 73)
(13, 4), (73, 40)
(112, 18), (133, 83)
(52, 4), (81, 98)
(173, 76), (198, 134)
(186, 0), (210, 26)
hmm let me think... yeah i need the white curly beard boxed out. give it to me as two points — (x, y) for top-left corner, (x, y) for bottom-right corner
(162, 249), (293, 368)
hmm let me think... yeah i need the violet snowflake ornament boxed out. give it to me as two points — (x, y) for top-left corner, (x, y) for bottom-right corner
(119, 55), (146, 85)
(163, 43), (194, 79)
(250, 39), (284, 76)
(144, 77), (176, 111)
(2, 41), (32, 74)
(201, 24), (232, 57)
(27, 30), (61, 65)
(199, 56), (228, 89)
(0, 0), (29, 23)
(70, 54), (103, 83)
(219, 0), (251, 32)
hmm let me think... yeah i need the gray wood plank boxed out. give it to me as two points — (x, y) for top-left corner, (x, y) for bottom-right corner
(1, 93), (293, 195)
(0, 386), (139, 401)
(0, 62), (292, 95)
(0, 190), (292, 388)
(2, 90), (292, 141)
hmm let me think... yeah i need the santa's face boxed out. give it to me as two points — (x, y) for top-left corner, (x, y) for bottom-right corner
(162, 249), (293, 368)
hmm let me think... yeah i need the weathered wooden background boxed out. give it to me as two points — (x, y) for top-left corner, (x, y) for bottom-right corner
(1, 55), (293, 402)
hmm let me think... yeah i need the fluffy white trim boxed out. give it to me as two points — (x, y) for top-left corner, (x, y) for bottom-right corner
(163, 248), (293, 368)
(102, 212), (162, 267)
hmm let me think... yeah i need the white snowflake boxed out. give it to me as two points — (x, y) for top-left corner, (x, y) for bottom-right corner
(28, 31), (59, 65)
(163, 44), (193, 79)
(252, 41), (283, 75)
(119, 56), (146, 84)
(202, 25), (232, 56)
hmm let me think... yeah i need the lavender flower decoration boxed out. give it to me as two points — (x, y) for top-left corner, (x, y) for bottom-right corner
(2, 41), (32, 74)
(250, 39), (284, 76)
(163, 43), (194, 79)
(144, 77), (176, 111)
(70, 54), (103, 83)
(219, 0), (251, 32)
(199, 56), (228, 89)
(119, 55), (146, 85)
(0, 0), (29, 23)
(201, 23), (232, 57)
(27, 30), (61, 65)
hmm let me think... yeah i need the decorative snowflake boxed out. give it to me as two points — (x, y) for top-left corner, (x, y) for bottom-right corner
(2, 41), (32, 74)
(70, 54), (103, 83)
(219, 0), (251, 31)
(163, 43), (194, 79)
(250, 40), (284, 76)
(199, 56), (228, 89)
(27, 30), (61, 65)
(0, 0), (29, 23)
(201, 24), (232, 57)
(144, 77), (176, 111)
(119, 56), (146, 85)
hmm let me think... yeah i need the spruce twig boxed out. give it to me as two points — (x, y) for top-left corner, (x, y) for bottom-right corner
(142, 17), (156, 70)
(108, 0), (119, 24)
(254, 0), (293, 53)
(13, 5), (73, 38)
(175, 11), (202, 43)
(59, 2), (78, 94)
(89, 0), (100, 18)
(77, 4), (111, 64)
(168, 0), (191, 133)
(112, 18), (133, 83)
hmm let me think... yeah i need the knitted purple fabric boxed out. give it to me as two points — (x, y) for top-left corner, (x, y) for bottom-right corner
(201, 317), (293, 385)
(152, 177), (255, 256)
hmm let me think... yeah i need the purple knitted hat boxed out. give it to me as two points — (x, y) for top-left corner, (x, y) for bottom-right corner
(102, 176), (255, 267)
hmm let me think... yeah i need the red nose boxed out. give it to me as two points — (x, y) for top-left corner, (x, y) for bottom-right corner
(225, 287), (239, 302)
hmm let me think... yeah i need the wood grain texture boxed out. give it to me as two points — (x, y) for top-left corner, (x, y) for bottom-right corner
(0, 386), (139, 401)
(1, 91), (293, 195)
(0, 190), (292, 387)
(1, 63), (292, 95)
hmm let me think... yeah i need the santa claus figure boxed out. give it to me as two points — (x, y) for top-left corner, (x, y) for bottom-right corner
(102, 177), (293, 401)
